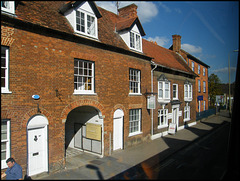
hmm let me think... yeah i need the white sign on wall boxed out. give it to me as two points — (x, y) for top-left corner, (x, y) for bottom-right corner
(147, 96), (156, 109)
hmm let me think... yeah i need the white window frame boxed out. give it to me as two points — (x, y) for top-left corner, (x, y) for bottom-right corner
(73, 59), (95, 95)
(203, 81), (206, 93)
(129, 109), (142, 136)
(184, 83), (192, 102)
(158, 81), (171, 103)
(1, 46), (12, 94)
(158, 109), (168, 129)
(198, 64), (201, 74)
(198, 79), (201, 93)
(184, 104), (190, 122)
(203, 67), (206, 76)
(172, 84), (178, 100)
(192, 61), (194, 71)
(1, 1), (15, 15)
(1, 119), (10, 169)
(74, 9), (98, 39)
(129, 68), (141, 95)
(129, 31), (142, 52)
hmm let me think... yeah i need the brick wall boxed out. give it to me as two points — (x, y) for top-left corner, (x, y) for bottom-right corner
(1, 25), (151, 173)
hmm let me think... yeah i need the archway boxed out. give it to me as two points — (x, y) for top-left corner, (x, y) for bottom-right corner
(65, 106), (103, 156)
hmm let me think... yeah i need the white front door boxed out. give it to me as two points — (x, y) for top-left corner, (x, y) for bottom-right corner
(28, 126), (48, 176)
(172, 106), (179, 130)
(113, 117), (123, 150)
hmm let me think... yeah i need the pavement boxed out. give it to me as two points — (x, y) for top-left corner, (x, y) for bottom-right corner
(31, 110), (231, 180)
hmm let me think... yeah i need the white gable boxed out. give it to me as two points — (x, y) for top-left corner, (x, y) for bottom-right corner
(76, 1), (94, 15)
(131, 24), (141, 34)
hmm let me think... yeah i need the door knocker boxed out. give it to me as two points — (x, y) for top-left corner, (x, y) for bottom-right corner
(34, 135), (38, 142)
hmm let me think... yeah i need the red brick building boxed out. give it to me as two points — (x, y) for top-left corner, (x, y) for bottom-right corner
(1, 1), (197, 177)
(170, 35), (210, 113)
(143, 40), (197, 139)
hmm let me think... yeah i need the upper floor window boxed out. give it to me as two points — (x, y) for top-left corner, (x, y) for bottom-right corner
(1, 46), (11, 94)
(203, 81), (206, 93)
(198, 79), (201, 92)
(74, 59), (95, 94)
(75, 10), (97, 39)
(184, 80), (192, 102)
(129, 31), (142, 52)
(198, 64), (201, 74)
(203, 67), (206, 76)
(129, 68), (141, 95)
(191, 62), (194, 71)
(158, 74), (170, 103)
(172, 84), (178, 100)
(1, 1), (15, 15)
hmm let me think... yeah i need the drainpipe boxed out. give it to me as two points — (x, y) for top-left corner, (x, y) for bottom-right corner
(151, 61), (157, 137)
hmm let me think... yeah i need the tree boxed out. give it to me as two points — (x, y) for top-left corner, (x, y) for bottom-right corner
(208, 73), (222, 106)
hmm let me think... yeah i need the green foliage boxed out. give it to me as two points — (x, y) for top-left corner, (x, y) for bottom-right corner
(208, 73), (222, 106)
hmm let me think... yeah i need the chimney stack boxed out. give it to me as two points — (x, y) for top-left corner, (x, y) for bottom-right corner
(118, 4), (138, 19)
(172, 35), (181, 53)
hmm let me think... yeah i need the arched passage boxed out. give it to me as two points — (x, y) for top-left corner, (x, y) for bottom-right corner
(65, 106), (103, 155)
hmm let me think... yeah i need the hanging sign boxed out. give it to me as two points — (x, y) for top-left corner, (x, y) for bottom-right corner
(147, 95), (156, 109)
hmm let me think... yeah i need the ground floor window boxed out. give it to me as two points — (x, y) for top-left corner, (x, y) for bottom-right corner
(184, 104), (190, 121)
(129, 109), (141, 136)
(1, 119), (10, 169)
(158, 109), (168, 128)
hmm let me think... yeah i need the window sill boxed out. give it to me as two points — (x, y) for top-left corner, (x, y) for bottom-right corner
(158, 124), (168, 129)
(184, 98), (192, 102)
(73, 91), (97, 96)
(129, 93), (142, 96)
(158, 99), (170, 104)
(128, 131), (142, 137)
(1, 89), (12, 94)
(184, 118), (191, 122)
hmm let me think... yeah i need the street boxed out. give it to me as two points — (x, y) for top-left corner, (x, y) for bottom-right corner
(151, 121), (230, 179)
(110, 119), (230, 180)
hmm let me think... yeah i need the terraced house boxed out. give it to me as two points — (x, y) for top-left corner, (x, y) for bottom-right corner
(1, 1), (197, 177)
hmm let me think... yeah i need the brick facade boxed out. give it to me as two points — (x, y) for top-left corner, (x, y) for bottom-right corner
(1, 24), (151, 173)
(1, 1), (199, 176)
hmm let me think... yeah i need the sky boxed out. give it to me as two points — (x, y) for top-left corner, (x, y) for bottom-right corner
(96, 1), (239, 84)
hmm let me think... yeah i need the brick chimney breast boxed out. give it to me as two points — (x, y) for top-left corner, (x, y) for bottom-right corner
(172, 34), (181, 53)
(118, 4), (138, 19)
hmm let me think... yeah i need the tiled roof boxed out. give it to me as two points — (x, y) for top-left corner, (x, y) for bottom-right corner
(142, 39), (196, 75)
(14, 1), (129, 51)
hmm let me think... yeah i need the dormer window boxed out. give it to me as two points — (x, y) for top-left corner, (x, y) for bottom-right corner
(75, 9), (97, 39)
(1, 1), (15, 15)
(130, 31), (141, 51)
(60, 1), (101, 40)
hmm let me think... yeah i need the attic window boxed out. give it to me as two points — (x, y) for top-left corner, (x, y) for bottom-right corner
(129, 31), (142, 52)
(1, 1), (15, 15)
(75, 10), (97, 39)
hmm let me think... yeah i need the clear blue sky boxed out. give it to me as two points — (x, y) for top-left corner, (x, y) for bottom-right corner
(96, 1), (239, 83)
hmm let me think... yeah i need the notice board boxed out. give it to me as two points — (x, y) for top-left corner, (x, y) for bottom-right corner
(86, 123), (101, 141)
